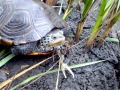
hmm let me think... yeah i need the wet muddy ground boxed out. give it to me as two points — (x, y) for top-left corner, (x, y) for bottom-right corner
(1, 1), (120, 90)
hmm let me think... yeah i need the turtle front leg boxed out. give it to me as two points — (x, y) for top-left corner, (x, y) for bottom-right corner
(57, 46), (74, 78)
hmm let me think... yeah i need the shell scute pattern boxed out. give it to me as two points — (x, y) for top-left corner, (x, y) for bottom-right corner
(0, 2), (12, 25)
(3, 11), (31, 36)
(0, 0), (54, 45)
(32, 9), (54, 37)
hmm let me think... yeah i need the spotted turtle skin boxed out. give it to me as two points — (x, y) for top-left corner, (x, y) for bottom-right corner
(0, 0), (67, 46)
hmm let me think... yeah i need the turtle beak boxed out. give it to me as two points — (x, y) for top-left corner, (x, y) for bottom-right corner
(47, 30), (65, 46)
(48, 36), (65, 46)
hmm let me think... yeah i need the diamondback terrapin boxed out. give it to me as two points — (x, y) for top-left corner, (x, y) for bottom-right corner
(0, 0), (74, 78)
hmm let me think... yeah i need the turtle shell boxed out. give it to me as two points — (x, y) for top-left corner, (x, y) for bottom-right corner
(0, 0), (66, 45)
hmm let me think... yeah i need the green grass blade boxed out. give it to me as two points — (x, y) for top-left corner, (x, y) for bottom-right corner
(116, 0), (120, 12)
(69, 60), (106, 68)
(71, 35), (120, 44)
(92, 0), (106, 32)
(84, 0), (89, 5)
(0, 49), (7, 57)
(10, 60), (106, 90)
(58, 0), (63, 15)
(105, 37), (119, 43)
(0, 53), (15, 67)
(82, 0), (95, 19)
(103, 0), (114, 20)
(105, 0), (114, 9)
(112, 12), (120, 24)
(62, 0), (81, 20)
(105, 37), (119, 46)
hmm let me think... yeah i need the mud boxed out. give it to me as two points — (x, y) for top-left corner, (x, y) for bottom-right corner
(1, 1), (120, 90)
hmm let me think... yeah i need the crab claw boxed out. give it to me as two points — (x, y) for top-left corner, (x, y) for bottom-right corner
(60, 62), (74, 78)
(57, 44), (74, 78)
(58, 54), (74, 78)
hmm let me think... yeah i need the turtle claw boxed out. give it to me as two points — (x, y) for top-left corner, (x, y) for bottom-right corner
(61, 62), (74, 78)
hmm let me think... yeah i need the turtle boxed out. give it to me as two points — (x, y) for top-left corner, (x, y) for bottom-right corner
(0, 0), (74, 78)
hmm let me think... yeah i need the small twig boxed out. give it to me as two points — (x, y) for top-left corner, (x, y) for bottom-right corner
(102, 38), (118, 61)
(58, 0), (64, 15)
(55, 59), (61, 90)
(0, 55), (56, 89)
(70, 36), (89, 49)
(7, 65), (30, 90)
(0, 69), (9, 75)
(52, 6), (66, 8)
(20, 61), (59, 90)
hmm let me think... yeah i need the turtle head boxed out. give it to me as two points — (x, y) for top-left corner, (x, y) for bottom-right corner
(41, 30), (65, 46)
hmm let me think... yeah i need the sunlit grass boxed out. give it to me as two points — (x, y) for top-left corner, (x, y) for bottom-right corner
(63, 0), (81, 20)
(85, 0), (120, 49)
(0, 53), (15, 67)
(0, 49), (7, 57)
(75, 0), (96, 41)
(0, 56), (54, 89)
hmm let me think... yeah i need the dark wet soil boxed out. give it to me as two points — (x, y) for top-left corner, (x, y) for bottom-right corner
(1, 1), (120, 90)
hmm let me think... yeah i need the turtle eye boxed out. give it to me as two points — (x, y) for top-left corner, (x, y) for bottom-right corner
(53, 36), (57, 40)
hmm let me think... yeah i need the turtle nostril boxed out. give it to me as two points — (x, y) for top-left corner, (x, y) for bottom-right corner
(59, 36), (64, 38)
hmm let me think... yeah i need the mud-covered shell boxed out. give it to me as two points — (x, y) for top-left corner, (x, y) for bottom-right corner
(0, 0), (66, 45)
